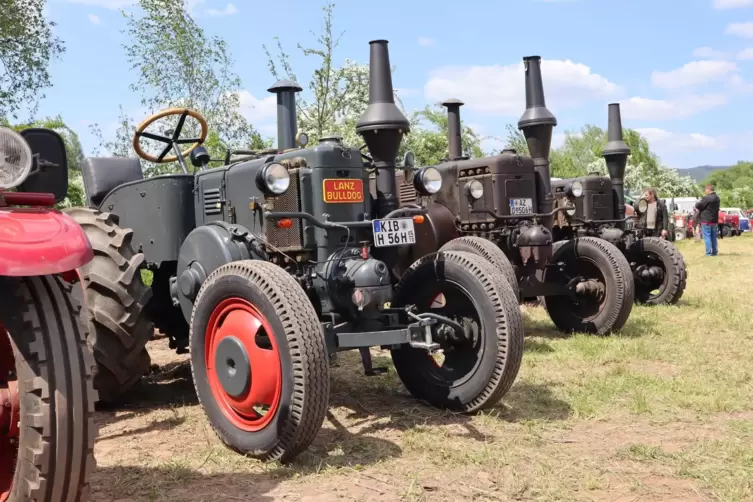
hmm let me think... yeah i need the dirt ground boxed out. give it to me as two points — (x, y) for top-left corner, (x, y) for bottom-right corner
(90, 235), (753, 502)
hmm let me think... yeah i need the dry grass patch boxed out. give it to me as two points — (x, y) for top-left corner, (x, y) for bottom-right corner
(92, 234), (753, 501)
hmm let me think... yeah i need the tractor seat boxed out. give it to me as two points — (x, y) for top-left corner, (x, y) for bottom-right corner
(81, 157), (144, 207)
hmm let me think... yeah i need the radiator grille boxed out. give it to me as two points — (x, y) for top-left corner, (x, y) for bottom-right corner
(265, 169), (303, 251)
(398, 181), (417, 205)
(203, 188), (222, 216)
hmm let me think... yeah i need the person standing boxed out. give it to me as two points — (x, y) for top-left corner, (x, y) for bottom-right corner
(637, 188), (669, 239)
(695, 184), (721, 256)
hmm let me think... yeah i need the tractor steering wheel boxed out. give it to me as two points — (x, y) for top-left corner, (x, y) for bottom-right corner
(132, 108), (208, 165)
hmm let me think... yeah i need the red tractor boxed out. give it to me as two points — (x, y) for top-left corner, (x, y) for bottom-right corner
(0, 127), (97, 501)
(719, 210), (741, 238)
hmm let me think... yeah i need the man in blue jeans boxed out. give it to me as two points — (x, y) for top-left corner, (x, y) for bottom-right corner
(695, 184), (721, 256)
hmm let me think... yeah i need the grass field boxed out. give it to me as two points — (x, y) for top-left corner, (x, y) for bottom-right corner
(91, 234), (753, 502)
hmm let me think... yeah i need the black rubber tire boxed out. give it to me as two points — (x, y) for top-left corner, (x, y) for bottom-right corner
(542, 237), (634, 336)
(439, 236), (520, 298)
(627, 237), (687, 306)
(189, 260), (329, 463)
(64, 207), (153, 403)
(721, 225), (731, 238)
(391, 250), (524, 412)
(0, 275), (97, 502)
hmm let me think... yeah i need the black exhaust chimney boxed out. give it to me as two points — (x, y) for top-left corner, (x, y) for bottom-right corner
(442, 98), (464, 161)
(356, 39), (410, 217)
(517, 56), (557, 228)
(268, 79), (302, 152)
(602, 103), (631, 220)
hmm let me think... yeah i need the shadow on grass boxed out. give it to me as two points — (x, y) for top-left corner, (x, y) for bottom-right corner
(523, 312), (657, 340)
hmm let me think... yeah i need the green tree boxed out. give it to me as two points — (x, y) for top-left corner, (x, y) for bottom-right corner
(91, 0), (265, 174)
(0, 0), (65, 119)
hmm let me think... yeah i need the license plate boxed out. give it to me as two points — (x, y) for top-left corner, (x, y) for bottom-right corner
(372, 218), (416, 248)
(509, 198), (533, 215)
(322, 178), (364, 204)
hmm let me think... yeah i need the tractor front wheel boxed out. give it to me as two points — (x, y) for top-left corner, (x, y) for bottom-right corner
(64, 207), (154, 403)
(627, 237), (687, 306)
(391, 250), (524, 412)
(0, 276), (97, 502)
(189, 260), (329, 463)
(542, 237), (635, 336)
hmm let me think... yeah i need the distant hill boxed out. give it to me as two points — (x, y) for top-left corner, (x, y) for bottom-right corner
(680, 165), (731, 183)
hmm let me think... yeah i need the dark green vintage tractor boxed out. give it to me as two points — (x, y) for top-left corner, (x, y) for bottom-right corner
(549, 104), (687, 306)
(65, 39), (524, 463)
(394, 56), (635, 336)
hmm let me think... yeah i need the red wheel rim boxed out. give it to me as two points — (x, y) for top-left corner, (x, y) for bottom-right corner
(205, 298), (282, 432)
(0, 324), (19, 502)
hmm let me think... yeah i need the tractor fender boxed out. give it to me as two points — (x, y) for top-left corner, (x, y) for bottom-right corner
(392, 202), (460, 278)
(0, 208), (93, 277)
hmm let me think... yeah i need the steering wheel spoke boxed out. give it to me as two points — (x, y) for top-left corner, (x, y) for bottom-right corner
(132, 107), (208, 164)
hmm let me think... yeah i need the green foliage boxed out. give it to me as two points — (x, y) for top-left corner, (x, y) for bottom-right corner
(702, 162), (753, 208)
(90, 0), (264, 175)
(0, 0), (65, 119)
(400, 105), (484, 165)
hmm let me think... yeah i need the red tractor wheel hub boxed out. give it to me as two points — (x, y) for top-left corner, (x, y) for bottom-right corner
(205, 298), (282, 432)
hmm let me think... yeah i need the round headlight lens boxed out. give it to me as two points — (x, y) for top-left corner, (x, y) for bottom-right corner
(414, 166), (442, 195)
(637, 198), (648, 213)
(570, 180), (583, 198)
(465, 180), (484, 200)
(259, 163), (290, 195)
(0, 127), (33, 190)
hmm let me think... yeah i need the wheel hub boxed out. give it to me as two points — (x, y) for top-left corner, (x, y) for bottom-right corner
(214, 336), (251, 398)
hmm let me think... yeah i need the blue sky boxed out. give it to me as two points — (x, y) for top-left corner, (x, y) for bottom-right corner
(29, 0), (753, 169)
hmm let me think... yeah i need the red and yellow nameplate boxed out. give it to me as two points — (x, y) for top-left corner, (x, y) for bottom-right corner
(322, 179), (364, 203)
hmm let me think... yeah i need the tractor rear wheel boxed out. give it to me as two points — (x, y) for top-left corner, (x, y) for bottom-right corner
(189, 260), (329, 463)
(64, 207), (154, 403)
(627, 237), (686, 306)
(391, 250), (524, 412)
(439, 236), (519, 298)
(0, 275), (97, 502)
(542, 237), (634, 336)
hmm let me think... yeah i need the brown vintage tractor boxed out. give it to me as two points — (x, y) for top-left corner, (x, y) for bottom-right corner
(0, 127), (98, 501)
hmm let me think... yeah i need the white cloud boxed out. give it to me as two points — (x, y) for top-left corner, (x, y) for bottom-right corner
(713, 0), (753, 8)
(651, 60), (738, 89)
(206, 3), (238, 16)
(418, 37), (436, 48)
(237, 91), (277, 123)
(424, 59), (620, 116)
(636, 128), (724, 151)
(726, 22), (753, 38)
(619, 94), (727, 120)
(692, 47), (730, 59)
(88, 13), (101, 24)
(737, 47), (753, 59)
(66, 0), (135, 8)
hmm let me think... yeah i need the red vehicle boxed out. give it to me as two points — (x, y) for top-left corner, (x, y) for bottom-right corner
(719, 210), (741, 238)
(0, 127), (97, 501)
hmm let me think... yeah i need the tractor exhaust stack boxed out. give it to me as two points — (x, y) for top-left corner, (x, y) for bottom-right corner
(517, 56), (557, 228)
(356, 39), (410, 217)
(602, 103), (631, 220)
(268, 79), (302, 152)
(442, 98), (465, 161)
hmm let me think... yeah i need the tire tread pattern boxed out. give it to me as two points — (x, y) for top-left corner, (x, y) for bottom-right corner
(439, 236), (520, 298)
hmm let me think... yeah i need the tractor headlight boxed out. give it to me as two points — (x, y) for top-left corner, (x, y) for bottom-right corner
(637, 198), (648, 213)
(565, 201), (577, 217)
(0, 127), (33, 189)
(257, 162), (290, 196)
(465, 180), (484, 200)
(568, 180), (583, 198)
(414, 166), (442, 195)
